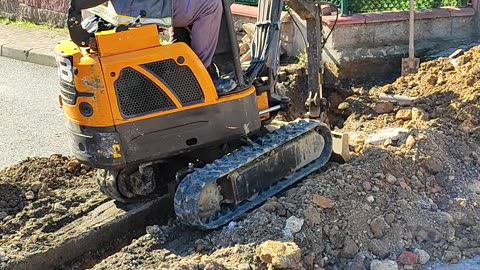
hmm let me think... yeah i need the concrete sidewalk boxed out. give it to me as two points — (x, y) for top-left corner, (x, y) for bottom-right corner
(0, 24), (68, 67)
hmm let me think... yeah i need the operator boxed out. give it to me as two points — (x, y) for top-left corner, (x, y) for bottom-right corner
(72, 0), (236, 93)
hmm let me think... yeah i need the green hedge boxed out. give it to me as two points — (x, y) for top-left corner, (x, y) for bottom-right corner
(234, 0), (469, 15)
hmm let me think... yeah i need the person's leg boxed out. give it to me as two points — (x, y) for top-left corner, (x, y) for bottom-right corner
(172, 0), (236, 93)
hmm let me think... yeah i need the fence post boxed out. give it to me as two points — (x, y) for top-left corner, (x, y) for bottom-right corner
(340, 0), (349, 16)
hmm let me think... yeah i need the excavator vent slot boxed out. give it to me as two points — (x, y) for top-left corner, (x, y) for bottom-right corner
(143, 60), (204, 106)
(114, 68), (176, 118)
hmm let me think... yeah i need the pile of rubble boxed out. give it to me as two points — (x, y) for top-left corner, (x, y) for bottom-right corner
(90, 47), (480, 269)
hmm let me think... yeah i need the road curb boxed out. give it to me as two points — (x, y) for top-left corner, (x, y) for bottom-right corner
(0, 44), (56, 67)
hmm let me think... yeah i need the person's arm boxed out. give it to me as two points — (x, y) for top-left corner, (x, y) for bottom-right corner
(71, 0), (107, 11)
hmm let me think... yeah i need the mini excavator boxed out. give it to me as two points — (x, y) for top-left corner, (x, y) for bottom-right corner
(54, 0), (348, 229)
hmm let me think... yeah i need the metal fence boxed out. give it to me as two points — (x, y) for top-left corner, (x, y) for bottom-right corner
(234, 0), (469, 15)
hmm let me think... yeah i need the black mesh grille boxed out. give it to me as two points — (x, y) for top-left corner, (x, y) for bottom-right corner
(114, 68), (175, 117)
(143, 60), (204, 106)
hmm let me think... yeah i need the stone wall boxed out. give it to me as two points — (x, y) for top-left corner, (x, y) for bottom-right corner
(0, 0), (68, 27)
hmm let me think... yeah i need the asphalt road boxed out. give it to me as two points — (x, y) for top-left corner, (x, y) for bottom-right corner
(0, 57), (69, 169)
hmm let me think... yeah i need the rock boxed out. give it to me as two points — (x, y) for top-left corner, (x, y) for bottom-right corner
(237, 263), (251, 270)
(367, 196), (375, 203)
(53, 202), (68, 213)
(374, 102), (394, 114)
(312, 194), (335, 209)
(38, 183), (50, 199)
(423, 158), (443, 174)
(411, 107), (429, 121)
(146, 225), (167, 244)
(385, 174), (397, 184)
(398, 250), (418, 265)
(338, 102), (351, 111)
(443, 247), (461, 263)
(341, 238), (359, 258)
(66, 159), (81, 173)
(239, 42), (250, 56)
(304, 206), (322, 225)
(31, 181), (42, 193)
(0, 248), (8, 263)
(385, 213), (395, 224)
(0, 211), (7, 220)
(242, 23), (256, 36)
(405, 135), (416, 148)
(399, 181), (411, 191)
(370, 217), (388, 239)
(256, 241), (302, 269)
(396, 108), (413, 121)
(370, 259), (398, 270)
(414, 248), (430, 265)
(362, 181), (372, 192)
(283, 216), (304, 238)
(25, 191), (35, 200)
(347, 252), (367, 270)
(365, 128), (409, 146)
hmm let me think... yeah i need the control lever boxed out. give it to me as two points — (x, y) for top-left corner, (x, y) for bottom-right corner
(129, 10), (147, 27)
(116, 10), (147, 32)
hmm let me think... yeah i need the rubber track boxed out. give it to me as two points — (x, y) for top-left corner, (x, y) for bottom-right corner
(174, 120), (332, 229)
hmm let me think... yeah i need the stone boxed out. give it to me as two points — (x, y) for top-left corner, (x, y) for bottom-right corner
(385, 213), (395, 224)
(396, 108), (413, 121)
(38, 183), (50, 199)
(365, 128), (409, 146)
(367, 196), (375, 203)
(405, 135), (416, 148)
(0, 211), (7, 220)
(53, 202), (68, 213)
(347, 252), (367, 270)
(414, 248), (430, 265)
(341, 238), (359, 258)
(0, 255), (8, 262)
(338, 102), (351, 111)
(146, 225), (167, 244)
(374, 102), (394, 114)
(423, 158), (443, 174)
(66, 159), (81, 173)
(398, 250), (418, 265)
(385, 174), (397, 184)
(370, 217), (388, 239)
(312, 195), (335, 209)
(256, 241), (302, 269)
(237, 263), (251, 270)
(399, 181), (411, 191)
(31, 181), (42, 193)
(411, 107), (429, 121)
(239, 42), (250, 56)
(304, 206), (322, 225)
(370, 259), (398, 270)
(25, 190), (35, 200)
(242, 23), (256, 36)
(362, 181), (372, 192)
(283, 216), (304, 237)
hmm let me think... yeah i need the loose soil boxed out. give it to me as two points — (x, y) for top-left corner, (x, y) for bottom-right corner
(0, 155), (107, 266)
(91, 47), (480, 269)
(1, 46), (479, 270)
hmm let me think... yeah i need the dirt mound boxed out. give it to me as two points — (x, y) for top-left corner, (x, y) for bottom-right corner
(0, 155), (107, 265)
(90, 46), (480, 269)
